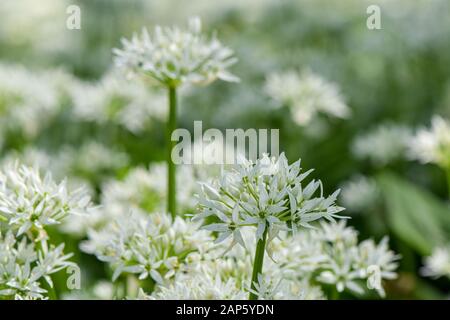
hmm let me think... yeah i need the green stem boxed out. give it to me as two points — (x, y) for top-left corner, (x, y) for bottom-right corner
(167, 86), (177, 218)
(249, 226), (268, 300)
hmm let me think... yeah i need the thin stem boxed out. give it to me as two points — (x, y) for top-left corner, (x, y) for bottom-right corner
(167, 86), (177, 218)
(249, 225), (268, 300)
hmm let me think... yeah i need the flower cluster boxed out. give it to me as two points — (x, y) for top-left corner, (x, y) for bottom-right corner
(408, 116), (450, 170)
(195, 153), (345, 250)
(352, 123), (412, 166)
(0, 163), (92, 299)
(81, 211), (212, 284)
(145, 221), (398, 299)
(0, 163), (92, 236)
(0, 231), (74, 299)
(113, 17), (238, 87)
(264, 70), (350, 125)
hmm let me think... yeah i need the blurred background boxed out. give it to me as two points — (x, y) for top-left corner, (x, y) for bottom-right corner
(0, 0), (449, 299)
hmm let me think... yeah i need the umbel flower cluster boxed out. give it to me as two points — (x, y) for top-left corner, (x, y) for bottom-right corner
(264, 70), (350, 126)
(0, 163), (93, 299)
(195, 153), (345, 250)
(140, 221), (399, 299)
(113, 17), (238, 88)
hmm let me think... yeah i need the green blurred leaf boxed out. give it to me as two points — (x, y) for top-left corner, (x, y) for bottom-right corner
(377, 172), (448, 255)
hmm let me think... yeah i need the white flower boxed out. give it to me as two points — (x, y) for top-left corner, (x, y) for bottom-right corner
(0, 231), (74, 300)
(408, 116), (450, 169)
(147, 264), (247, 300)
(113, 17), (238, 87)
(265, 70), (350, 126)
(81, 211), (212, 284)
(0, 163), (93, 236)
(352, 123), (412, 166)
(0, 64), (70, 141)
(421, 246), (450, 279)
(70, 71), (167, 133)
(195, 153), (345, 250)
(340, 175), (381, 213)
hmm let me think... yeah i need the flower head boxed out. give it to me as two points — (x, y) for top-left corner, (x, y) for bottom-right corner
(408, 116), (450, 169)
(113, 17), (238, 87)
(0, 231), (74, 299)
(195, 153), (345, 251)
(265, 70), (350, 125)
(0, 163), (93, 237)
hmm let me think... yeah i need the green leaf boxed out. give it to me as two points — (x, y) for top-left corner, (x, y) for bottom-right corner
(377, 172), (448, 255)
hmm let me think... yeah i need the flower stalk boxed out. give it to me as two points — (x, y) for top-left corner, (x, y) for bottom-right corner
(167, 86), (177, 217)
(249, 225), (268, 300)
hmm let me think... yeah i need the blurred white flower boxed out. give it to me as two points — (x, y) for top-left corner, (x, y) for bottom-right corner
(421, 246), (450, 279)
(340, 175), (381, 213)
(70, 71), (167, 133)
(265, 70), (350, 126)
(0, 64), (70, 142)
(408, 116), (450, 169)
(113, 17), (238, 87)
(353, 123), (412, 166)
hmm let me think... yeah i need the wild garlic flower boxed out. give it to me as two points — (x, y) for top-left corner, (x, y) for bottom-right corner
(70, 72), (167, 133)
(421, 246), (450, 279)
(0, 231), (75, 299)
(195, 153), (345, 250)
(147, 267), (247, 300)
(0, 64), (69, 142)
(316, 222), (399, 297)
(340, 175), (381, 213)
(264, 70), (350, 126)
(113, 17), (238, 87)
(408, 116), (450, 169)
(0, 163), (92, 237)
(352, 123), (412, 166)
(81, 211), (212, 284)
(249, 275), (324, 300)
(269, 221), (399, 297)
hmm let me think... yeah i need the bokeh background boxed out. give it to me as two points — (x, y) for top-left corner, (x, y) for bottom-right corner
(1, 0), (449, 299)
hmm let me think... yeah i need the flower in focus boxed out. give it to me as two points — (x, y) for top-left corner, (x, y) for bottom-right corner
(195, 153), (345, 251)
(264, 70), (350, 126)
(113, 17), (238, 88)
